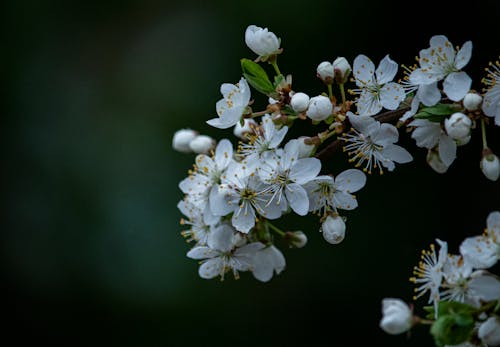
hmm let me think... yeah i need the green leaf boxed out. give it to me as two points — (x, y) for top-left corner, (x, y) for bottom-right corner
(437, 301), (475, 317)
(413, 103), (461, 122)
(273, 74), (285, 88)
(430, 311), (475, 346)
(241, 58), (275, 96)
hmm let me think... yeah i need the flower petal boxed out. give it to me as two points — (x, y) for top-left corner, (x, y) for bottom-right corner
(231, 202), (256, 233)
(381, 144), (413, 164)
(198, 258), (223, 279)
(353, 54), (375, 87)
(187, 246), (219, 260)
(376, 55), (398, 84)
(335, 169), (366, 193)
(380, 82), (405, 110)
(333, 191), (358, 210)
(290, 158), (322, 184)
(455, 41), (472, 69)
(285, 183), (309, 216)
(416, 82), (441, 107)
(444, 72), (472, 101)
(214, 139), (233, 170)
(438, 134), (456, 167)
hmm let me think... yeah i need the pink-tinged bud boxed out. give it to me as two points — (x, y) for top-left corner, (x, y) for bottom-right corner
(189, 135), (215, 154)
(481, 149), (500, 181)
(316, 61), (334, 84)
(172, 128), (198, 153)
(333, 57), (351, 84)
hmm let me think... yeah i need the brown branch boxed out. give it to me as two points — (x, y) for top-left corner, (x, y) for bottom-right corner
(315, 107), (410, 161)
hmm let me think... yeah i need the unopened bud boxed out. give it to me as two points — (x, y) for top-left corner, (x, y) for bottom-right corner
(478, 317), (500, 346)
(189, 135), (215, 154)
(444, 112), (472, 140)
(296, 136), (316, 158)
(333, 57), (351, 84)
(316, 61), (334, 84)
(172, 128), (198, 153)
(306, 95), (332, 121)
(426, 150), (449, 174)
(245, 25), (281, 57)
(379, 298), (413, 335)
(233, 119), (257, 139)
(321, 215), (346, 244)
(463, 92), (483, 111)
(290, 92), (310, 112)
(285, 231), (307, 248)
(481, 149), (500, 181)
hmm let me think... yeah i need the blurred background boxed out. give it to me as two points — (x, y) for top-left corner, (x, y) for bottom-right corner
(4, 0), (500, 346)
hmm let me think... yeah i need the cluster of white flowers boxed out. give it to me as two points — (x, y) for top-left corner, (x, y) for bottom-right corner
(380, 211), (500, 346)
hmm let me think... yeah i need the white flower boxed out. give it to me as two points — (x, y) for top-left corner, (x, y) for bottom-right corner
(426, 150), (449, 174)
(410, 35), (472, 102)
(481, 150), (500, 181)
(333, 57), (351, 84)
(233, 118), (257, 139)
(481, 58), (500, 126)
(290, 92), (310, 112)
(286, 231), (308, 248)
(210, 161), (282, 233)
(178, 200), (211, 244)
(172, 128), (198, 153)
(252, 245), (286, 282)
(409, 119), (457, 167)
(238, 114), (288, 161)
(444, 112), (472, 140)
(351, 54), (405, 116)
(305, 169), (366, 215)
(460, 211), (500, 269)
(321, 215), (346, 244)
(478, 317), (500, 346)
(317, 61), (334, 83)
(379, 298), (413, 335)
(410, 239), (448, 318)
(207, 77), (251, 129)
(440, 255), (473, 303)
(189, 135), (215, 154)
(187, 224), (265, 280)
(259, 139), (321, 216)
(342, 113), (413, 174)
(245, 25), (280, 57)
(306, 95), (332, 121)
(463, 92), (482, 111)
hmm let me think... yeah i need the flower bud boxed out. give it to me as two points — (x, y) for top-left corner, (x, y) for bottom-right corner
(316, 61), (334, 83)
(426, 150), (449, 174)
(333, 57), (351, 84)
(172, 128), (198, 153)
(379, 298), (413, 335)
(296, 136), (315, 158)
(306, 95), (332, 121)
(290, 92), (310, 112)
(189, 135), (215, 154)
(321, 215), (346, 244)
(245, 25), (280, 57)
(481, 149), (500, 181)
(233, 118), (257, 139)
(478, 317), (500, 346)
(463, 92), (483, 111)
(285, 230), (308, 248)
(456, 135), (471, 146)
(444, 112), (472, 140)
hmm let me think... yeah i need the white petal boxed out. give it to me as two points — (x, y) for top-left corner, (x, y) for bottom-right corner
(382, 144), (413, 164)
(455, 41), (472, 69)
(380, 83), (405, 110)
(357, 89), (382, 116)
(376, 55), (398, 84)
(443, 72), (472, 101)
(214, 139), (234, 170)
(209, 185), (235, 216)
(198, 258), (223, 279)
(353, 54), (375, 87)
(438, 134), (456, 167)
(372, 123), (399, 146)
(410, 120), (440, 149)
(285, 183), (309, 216)
(187, 246), (219, 260)
(487, 211), (500, 235)
(335, 169), (366, 193)
(289, 158), (322, 184)
(232, 203), (256, 233)
(208, 224), (235, 253)
(348, 113), (378, 134)
(416, 82), (441, 107)
(333, 191), (358, 210)
(469, 275), (500, 301)
(460, 235), (498, 269)
(409, 68), (436, 85)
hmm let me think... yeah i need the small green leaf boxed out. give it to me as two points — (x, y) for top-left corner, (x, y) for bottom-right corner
(273, 74), (285, 88)
(437, 301), (475, 316)
(241, 58), (275, 96)
(430, 312), (474, 346)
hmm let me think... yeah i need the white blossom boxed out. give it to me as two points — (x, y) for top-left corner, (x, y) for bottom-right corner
(440, 254), (473, 303)
(410, 35), (472, 102)
(245, 25), (281, 57)
(172, 128), (198, 153)
(333, 57), (351, 84)
(306, 95), (332, 121)
(444, 112), (472, 140)
(351, 54), (405, 116)
(342, 113), (413, 174)
(207, 77), (251, 129)
(482, 58), (500, 126)
(379, 298), (413, 335)
(252, 245), (286, 282)
(321, 215), (346, 244)
(317, 61), (334, 83)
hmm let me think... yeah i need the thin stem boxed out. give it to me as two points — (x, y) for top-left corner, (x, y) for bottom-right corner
(339, 83), (346, 106)
(270, 59), (281, 76)
(266, 221), (285, 237)
(327, 84), (333, 99)
(251, 110), (269, 118)
(481, 117), (488, 150)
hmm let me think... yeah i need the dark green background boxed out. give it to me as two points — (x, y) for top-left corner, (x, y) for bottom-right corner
(4, 1), (500, 346)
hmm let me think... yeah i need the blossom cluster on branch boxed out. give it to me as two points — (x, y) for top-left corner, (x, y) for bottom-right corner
(172, 24), (500, 346)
